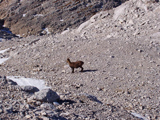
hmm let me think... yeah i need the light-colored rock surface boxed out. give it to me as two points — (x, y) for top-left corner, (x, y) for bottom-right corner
(28, 88), (60, 103)
(0, 0), (160, 119)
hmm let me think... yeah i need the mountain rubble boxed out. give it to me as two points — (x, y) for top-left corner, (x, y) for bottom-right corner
(0, 0), (160, 119)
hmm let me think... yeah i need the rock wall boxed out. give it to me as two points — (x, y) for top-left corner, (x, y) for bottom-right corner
(0, 0), (127, 37)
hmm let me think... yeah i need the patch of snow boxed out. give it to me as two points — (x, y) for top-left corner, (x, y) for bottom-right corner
(0, 57), (10, 64)
(16, 34), (21, 37)
(7, 76), (50, 90)
(23, 14), (26, 17)
(34, 14), (44, 17)
(43, 28), (51, 35)
(60, 19), (64, 22)
(0, 48), (10, 54)
(131, 113), (148, 120)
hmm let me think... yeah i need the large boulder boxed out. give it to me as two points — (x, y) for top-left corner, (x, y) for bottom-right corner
(28, 88), (60, 103)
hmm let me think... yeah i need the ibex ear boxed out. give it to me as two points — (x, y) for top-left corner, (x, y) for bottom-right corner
(67, 58), (70, 61)
(66, 58), (69, 63)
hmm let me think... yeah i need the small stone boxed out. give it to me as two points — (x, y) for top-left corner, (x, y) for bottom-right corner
(40, 103), (55, 110)
(110, 55), (115, 58)
(36, 101), (42, 106)
(41, 111), (47, 116)
(0, 109), (3, 113)
(25, 115), (31, 119)
(25, 104), (31, 109)
(4, 106), (13, 113)
(41, 117), (50, 120)
(60, 112), (70, 116)
(138, 49), (143, 53)
(97, 87), (103, 91)
(139, 105), (145, 110)
(128, 19), (134, 25)
(53, 102), (60, 106)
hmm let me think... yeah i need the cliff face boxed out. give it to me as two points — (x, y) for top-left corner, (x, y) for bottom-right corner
(0, 0), (127, 37)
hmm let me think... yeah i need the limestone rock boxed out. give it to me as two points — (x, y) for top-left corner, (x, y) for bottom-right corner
(28, 88), (60, 103)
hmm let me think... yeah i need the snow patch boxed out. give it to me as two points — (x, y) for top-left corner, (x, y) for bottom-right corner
(42, 28), (51, 35)
(0, 48), (10, 64)
(7, 76), (50, 90)
(16, 34), (21, 37)
(23, 14), (26, 17)
(0, 58), (10, 64)
(0, 48), (10, 54)
(131, 113), (148, 120)
(34, 14), (44, 17)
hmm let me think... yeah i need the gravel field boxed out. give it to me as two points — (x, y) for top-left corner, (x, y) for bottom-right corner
(0, 0), (160, 119)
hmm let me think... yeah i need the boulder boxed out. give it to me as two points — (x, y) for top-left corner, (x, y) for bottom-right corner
(28, 88), (60, 103)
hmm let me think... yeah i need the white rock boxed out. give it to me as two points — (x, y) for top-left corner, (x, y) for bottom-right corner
(62, 70), (66, 73)
(25, 115), (31, 119)
(0, 109), (3, 113)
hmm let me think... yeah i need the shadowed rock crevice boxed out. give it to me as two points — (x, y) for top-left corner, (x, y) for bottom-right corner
(0, 19), (18, 40)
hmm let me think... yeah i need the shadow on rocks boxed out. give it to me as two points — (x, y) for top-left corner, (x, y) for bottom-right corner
(58, 99), (76, 105)
(82, 69), (98, 73)
(0, 29), (18, 40)
(0, 20), (18, 41)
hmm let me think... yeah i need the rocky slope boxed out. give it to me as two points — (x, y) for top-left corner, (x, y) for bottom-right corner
(0, 0), (127, 37)
(0, 0), (160, 119)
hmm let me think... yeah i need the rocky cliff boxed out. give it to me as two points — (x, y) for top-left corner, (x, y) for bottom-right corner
(0, 0), (127, 37)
